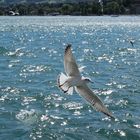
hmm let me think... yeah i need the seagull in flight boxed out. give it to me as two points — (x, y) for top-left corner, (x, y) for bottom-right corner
(57, 44), (114, 119)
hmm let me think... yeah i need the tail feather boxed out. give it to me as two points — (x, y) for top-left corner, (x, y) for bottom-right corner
(58, 73), (68, 85)
(67, 87), (73, 95)
(57, 73), (73, 95)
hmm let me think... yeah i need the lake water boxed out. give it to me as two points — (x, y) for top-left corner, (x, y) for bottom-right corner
(0, 16), (140, 140)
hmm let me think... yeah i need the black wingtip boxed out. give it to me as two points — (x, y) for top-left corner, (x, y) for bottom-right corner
(65, 44), (71, 53)
(103, 111), (115, 120)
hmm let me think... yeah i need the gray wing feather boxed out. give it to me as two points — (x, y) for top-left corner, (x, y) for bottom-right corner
(75, 84), (115, 119)
(64, 44), (80, 77)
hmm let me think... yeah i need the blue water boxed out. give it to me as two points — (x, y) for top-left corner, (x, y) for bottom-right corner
(0, 16), (140, 140)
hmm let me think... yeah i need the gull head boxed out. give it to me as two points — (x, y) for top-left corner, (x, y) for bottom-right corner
(82, 77), (93, 84)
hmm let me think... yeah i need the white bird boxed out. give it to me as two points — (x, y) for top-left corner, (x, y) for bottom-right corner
(57, 44), (115, 119)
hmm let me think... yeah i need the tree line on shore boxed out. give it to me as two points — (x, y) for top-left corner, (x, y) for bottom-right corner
(0, 0), (136, 16)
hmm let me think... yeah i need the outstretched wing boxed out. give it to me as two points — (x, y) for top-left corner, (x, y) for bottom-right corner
(75, 84), (115, 119)
(64, 44), (81, 77)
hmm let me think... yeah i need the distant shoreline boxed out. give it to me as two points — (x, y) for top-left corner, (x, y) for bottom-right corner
(0, 1), (140, 16)
(0, 14), (140, 17)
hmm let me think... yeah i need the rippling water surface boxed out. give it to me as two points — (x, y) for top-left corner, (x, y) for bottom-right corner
(0, 16), (140, 140)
